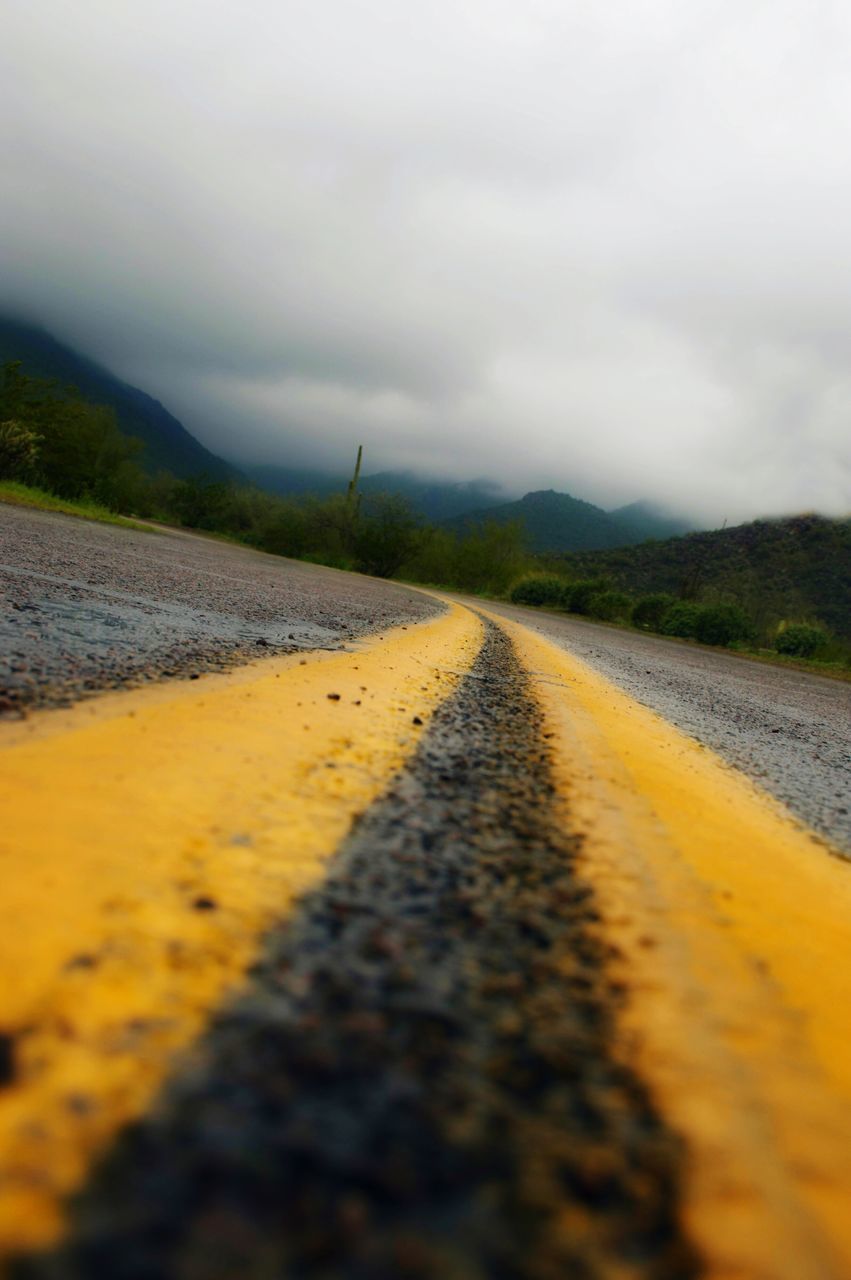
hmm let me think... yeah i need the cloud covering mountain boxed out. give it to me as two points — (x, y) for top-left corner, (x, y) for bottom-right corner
(2, 0), (850, 522)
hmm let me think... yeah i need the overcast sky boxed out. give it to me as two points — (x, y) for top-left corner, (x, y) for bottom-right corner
(2, 0), (850, 521)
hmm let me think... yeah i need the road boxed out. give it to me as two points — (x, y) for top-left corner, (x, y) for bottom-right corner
(470, 597), (851, 852)
(3, 505), (848, 853)
(2, 502), (851, 1279)
(0, 504), (440, 713)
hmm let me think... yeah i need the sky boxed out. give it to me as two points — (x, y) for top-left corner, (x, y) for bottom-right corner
(2, 0), (850, 523)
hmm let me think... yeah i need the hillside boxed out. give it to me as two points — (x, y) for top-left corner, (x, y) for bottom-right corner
(247, 464), (509, 522)
(444, 488), (691, 552)
(609, 500), (693, 543)
(0, 316), (237, 480)
(546, 514), (851, 639)
(245, 464), (342, 499)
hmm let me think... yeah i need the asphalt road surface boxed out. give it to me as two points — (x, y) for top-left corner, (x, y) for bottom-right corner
(476, 598), (851, 853)
(16, 624), (696, 1280)
(0, 504), (440, 713)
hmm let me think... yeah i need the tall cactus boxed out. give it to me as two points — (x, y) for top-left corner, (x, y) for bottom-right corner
(345, 442), (360, 517)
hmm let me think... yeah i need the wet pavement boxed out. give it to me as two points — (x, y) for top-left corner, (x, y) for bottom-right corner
(0, 505), (441, 713)
(476, 600), (851, 854)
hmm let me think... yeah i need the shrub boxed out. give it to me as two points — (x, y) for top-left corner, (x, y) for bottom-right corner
(451, 521), (529, 595)
(399, 528), (457, 586)
(171, 477), (232, 530)
(257, 504), (309, 558)
(587, 590), (632, 621)
(565, 578), (611, 615)
(694, 603), (755, 647)
(660, 601), (702, 638)
(354, 494), (421, 578)
(775, 623), (829, 658)
(0, 420), (42, 481)
(632, 593), (676, 631)
(510, 574), (567, 608)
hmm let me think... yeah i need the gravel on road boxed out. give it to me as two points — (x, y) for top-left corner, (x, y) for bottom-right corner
(0, 505), (441, 714)
(479, 601), (851, 853)
(13, 625), (697, 1280)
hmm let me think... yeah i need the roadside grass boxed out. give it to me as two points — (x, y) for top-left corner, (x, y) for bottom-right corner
(722, 645), (851, 683)
(0, 481), (152, 532)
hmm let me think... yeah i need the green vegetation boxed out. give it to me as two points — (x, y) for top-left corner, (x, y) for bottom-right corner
(0, 316), (236, 479)
(694, 603), (754, 648)
(509, 574), (567, 607)
(659, 601), (704, 639)
(586, 589), (632, 622)
(659, 599), (756, 649)
(545, 514), (851, 642)
(504, 561), (848, 673)
(525, 576), (848, 669)
(0, 480), (149, 530)
(1, 360), (145, 510)
(2, 357), (847, 679)
(565, 578), (611, 615)
(774, 623), (829, 658)
(402, 521), (529, 595)
(0, 360), (532, 593)
(631, 593), (676, 631)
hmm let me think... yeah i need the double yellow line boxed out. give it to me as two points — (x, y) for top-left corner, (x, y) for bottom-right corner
(0, 604), (482, 1252)
(2, 594), (851, 1276)
(490, 606), (851, 1280)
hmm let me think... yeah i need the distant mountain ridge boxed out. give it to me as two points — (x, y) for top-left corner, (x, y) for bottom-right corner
(444, 488), (695, 552)
(246, 464), (510, 523)
(0, 316), (238, 480)
(608, 500), (693, 544)
(0, 318), (696, 543)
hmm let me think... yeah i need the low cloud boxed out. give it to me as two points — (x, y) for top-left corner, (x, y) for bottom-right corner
(2, 0), (850, 521)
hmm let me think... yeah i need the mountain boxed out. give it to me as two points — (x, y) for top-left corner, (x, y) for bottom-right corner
(246, 464), (509, 522)
(444, 488), (689, 552)
(0, 316), (238, 480)
(360, 471), (509, 522)
(609, 500), (694, 543)
(245, 464), (343, 498)
(546, 514), (851, 639)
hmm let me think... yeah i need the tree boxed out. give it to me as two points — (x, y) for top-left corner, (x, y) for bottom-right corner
(452, 521), (528, 594)
(0, 420), (42, 482)
(354, 493), (421, 578)
(0, 361), (143, 503)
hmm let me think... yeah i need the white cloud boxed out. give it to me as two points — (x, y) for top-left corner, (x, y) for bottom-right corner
(1, 0), (850, 520)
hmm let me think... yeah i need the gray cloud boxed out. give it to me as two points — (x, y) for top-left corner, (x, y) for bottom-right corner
(2, 0), (850, 521)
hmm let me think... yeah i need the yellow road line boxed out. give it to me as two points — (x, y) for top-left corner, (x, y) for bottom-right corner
(486, 607), (851, 1280)
(0, 604), (483, 1254)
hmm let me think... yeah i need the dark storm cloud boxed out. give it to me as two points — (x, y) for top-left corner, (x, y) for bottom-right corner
(2, 0), (849, 520)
